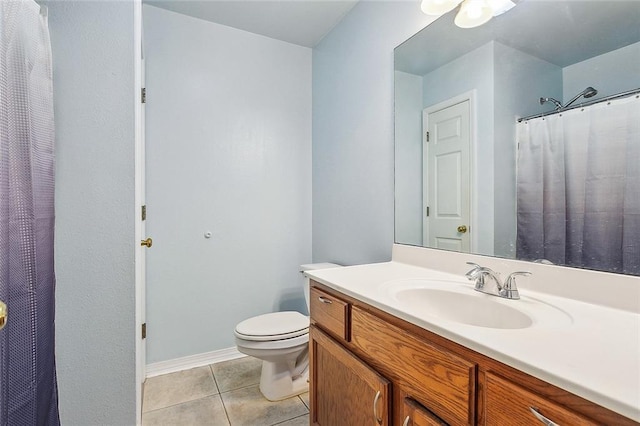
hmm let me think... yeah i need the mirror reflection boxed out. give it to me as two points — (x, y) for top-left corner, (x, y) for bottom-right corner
(394, 0), (640, 275)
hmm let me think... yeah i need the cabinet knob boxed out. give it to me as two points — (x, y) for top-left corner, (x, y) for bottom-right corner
(0, 300), (6, 331)
(373, 390), (383, 425)
(318, 296), (332, 304)
(140, 237), (153, 248)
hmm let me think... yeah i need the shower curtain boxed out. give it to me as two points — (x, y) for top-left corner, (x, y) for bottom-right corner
(0, 0), (60, 424)
(516, 94), (640, 275)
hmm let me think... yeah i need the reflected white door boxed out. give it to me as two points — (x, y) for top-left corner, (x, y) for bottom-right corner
(135, 11), (147, 423)
(423, 100), (471, 252)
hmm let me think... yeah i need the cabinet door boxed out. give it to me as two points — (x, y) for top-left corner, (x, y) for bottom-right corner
(351, 306), (475, 425)
(484, 372), (597, 425)
(403, 398), (448, 426)
(310, 325), (390, 426)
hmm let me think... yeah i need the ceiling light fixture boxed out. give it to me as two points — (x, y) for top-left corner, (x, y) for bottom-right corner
(487, 0), (516, 16)
(420, 0), (517, 28)
(420, 0), (463, 16)
(454, 0), (493, 28)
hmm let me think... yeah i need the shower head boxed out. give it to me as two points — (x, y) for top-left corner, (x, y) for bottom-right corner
(582, 86), (598, 98)
(563, 86), (599, 109)
(539, 97), (563, 111)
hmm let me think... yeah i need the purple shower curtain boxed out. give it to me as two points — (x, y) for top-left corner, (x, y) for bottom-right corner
(0, 0), (60, 424)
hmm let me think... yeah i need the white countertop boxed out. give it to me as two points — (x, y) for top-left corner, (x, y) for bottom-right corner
(306, 260), (640, 422)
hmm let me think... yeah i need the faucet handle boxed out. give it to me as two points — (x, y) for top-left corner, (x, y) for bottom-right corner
(501, 271), (531, 300)
(506, 271), (531, 281)
(465, 262), (482, 279)
(465, 261), (481, 272)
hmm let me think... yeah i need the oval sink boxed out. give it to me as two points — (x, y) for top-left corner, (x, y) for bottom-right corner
(382, 279), (572, 330)
(395, 288), (532, 329)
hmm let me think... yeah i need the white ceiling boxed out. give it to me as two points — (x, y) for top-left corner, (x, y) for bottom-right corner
(143, 0), (360, 47)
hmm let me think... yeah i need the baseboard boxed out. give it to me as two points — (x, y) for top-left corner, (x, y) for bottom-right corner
(145, 347), (246, 378)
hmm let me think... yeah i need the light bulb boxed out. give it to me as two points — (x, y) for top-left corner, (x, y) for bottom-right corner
(454, 0), (493, 28)
(466, 2), (482, 19)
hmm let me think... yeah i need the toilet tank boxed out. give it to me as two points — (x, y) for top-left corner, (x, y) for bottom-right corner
(300, 263), (341, 313)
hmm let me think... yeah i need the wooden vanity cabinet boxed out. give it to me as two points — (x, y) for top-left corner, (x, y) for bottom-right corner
(309, 287), (350, 341)
(350, 306), (475, 425)
(309, 326), (390, 425)
(309, 281), (638, 426)
(403, 399), (448, 426)
(484, 372), (596, 425)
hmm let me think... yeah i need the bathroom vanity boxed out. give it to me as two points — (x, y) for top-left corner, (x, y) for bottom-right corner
(306, 246), (640, 426)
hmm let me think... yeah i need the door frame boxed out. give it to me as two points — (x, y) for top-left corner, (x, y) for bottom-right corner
(422, 90), (478, 253)
(134, 0), (144, 424)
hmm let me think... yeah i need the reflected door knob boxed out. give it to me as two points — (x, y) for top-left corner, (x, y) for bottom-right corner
(0, 300), (6, 331)
(457, 225), (468, 233)
(140, 237), (153, 248)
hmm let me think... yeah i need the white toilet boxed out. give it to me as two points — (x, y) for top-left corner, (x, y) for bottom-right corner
(234, 263), (340, 401)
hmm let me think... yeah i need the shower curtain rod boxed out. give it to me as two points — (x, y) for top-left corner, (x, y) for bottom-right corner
(517, 87), (640, 122)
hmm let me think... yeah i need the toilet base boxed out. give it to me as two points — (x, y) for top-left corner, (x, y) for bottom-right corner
(259, 358), (309, 401)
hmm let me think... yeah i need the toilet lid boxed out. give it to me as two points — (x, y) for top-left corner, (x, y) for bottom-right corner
(235, 311), (309, 341)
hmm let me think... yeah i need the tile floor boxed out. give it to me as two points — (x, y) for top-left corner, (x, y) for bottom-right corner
(142, 356), (310, 426)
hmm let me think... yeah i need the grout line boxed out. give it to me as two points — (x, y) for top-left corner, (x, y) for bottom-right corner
(219, 396), (232, 426)
(297, 394), (310, 411)
(218, 382), (262, 395)
(209, 364), (221, 396)
(270, 413), (310, 426)
(210, 360), (262, 394)
(210, 364), (233, 425)
(141, 393), (221, 415)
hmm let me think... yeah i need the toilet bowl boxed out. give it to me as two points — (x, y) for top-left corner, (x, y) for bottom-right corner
(234, 263), (340, 401)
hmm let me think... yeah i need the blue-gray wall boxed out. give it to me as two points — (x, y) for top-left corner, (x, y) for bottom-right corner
(312, 1), (431, 265)
(143, 5), (312, 362)
(394, 70), (423, 247)
(493, 42), (562, 257)
(563, 41), (640, 102)
(49, 1), (136, 425)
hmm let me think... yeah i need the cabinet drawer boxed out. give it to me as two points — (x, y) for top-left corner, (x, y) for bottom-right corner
(310, 286), (350, 341)
(351, 307), (475, 425)
(403, 398), (448, 426)
(485, 372), (597, 425)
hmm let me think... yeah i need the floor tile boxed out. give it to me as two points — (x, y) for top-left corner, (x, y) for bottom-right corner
(142, 395), (230, 426)
(273, 414), (309, 426)
(143, 366), (219, 412)
(298, 392), (309, 410)
(211, 356), (262, 392)
(221, 385), (308, 426)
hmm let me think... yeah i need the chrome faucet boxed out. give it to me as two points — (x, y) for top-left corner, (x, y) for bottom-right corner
(465, 262), (502, 292)
(465, 262), (530, 300)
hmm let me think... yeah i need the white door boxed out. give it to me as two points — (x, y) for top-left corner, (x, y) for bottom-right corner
(423, 100), (471, 252)
(135, 9), (147, 423)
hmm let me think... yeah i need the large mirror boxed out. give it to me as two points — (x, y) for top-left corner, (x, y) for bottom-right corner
(394, 0), (640, 275)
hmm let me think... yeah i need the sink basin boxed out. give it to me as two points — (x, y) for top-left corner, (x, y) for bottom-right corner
(382, 279), (572, 330)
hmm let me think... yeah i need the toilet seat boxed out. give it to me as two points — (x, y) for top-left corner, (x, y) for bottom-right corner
(235, 332), (309, 351)
(234, 311), (309, 342)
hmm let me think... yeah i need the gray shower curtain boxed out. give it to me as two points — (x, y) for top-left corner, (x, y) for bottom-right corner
(516, 94), (640, 275)
(0, 0), (60, 424)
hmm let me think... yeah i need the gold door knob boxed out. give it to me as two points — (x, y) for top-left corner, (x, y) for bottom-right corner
(0, 300), (7, 331)
(457, 225), (468, 233)
(141, 237), (153, 248)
